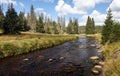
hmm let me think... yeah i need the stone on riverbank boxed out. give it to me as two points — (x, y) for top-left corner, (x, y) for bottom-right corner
(90, 56), (99, 60)
(90, 44), (96, 47)
(92, 65), (102, 74)
(23, 58), (29, 61)
(59, 57), (65, 60)
(99, 61), (105, 66)
(79, 45), (86, 49)
(48, 59), (53, 62)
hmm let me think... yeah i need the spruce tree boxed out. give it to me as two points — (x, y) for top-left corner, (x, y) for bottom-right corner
(52, 21), (58, 34)
(85, 16), (95, 34)
(110, 22), (120, 42)
(73, 18), (79, 34)
(28, 5), (36, 32)
(86, 16), (92, 34)
(18, 11), (29, 31)
(102, 8), (113, 44)
(92, 18), (95, 34)
(3, 3), (20, 34)
(67, 18), (73, 34)
(0, 5), (4, 29)
(36, 13), (45, 33)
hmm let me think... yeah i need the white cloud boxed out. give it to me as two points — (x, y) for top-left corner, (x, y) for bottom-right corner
(0, 0), (17, 5)
(35, 8), (44, 13)
(95, 0), (110, 4)
(73, 0), (95, 11)
(35, 8), (51, 18)
(19, 2), (24, 8)
(108, 0), (120, 22)
(32, 0), (54, 3)
(55, 0), (110, 16)
(109, 0), (120, 11)
(49, 0), (54, 3)
(55, 0), (87, 16)
(82, 10), (106, 25)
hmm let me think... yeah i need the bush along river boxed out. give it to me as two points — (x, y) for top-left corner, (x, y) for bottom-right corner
(0, 35), (104, 76)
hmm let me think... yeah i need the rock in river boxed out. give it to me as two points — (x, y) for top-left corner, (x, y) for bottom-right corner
(90, 44), (96, 47)
(99, 61), (105, 66)
(23, 58), (29, 61)
(48, 59), (53, 62)
(92, 65), (102, 74)
(59, 57), (65, 60)
(90, 56), (99, 60)
(79, 45), (86, 49)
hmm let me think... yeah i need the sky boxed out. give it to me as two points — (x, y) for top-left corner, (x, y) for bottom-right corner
(0, 0), (120, 25)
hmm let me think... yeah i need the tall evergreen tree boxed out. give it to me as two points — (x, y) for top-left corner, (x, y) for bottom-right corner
(92, 18), (95, 34)
(73, 18), (79, 34)
(52, 21), (58, 34)
(102, 8), (113, 44)
(36, 13), (45, 33)
(3, 3), (20, 34)
(28, 5), (36, 32)
(110, 22), (120, 42)
(86, 16), (92, 34)
(18, 11), (29, 31)
(85, 16), (95, 34)
(67, 18), (73, 34)
(0, 5), (4, 29)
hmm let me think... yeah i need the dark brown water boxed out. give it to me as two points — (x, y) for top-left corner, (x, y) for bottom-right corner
(0, 35), (102, 76)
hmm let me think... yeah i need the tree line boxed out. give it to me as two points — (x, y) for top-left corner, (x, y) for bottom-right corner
(0, 3), (103, 35)
(0, 4), (80, 35)
(102, 9), (120, 44)
(85, 16), (95, 34)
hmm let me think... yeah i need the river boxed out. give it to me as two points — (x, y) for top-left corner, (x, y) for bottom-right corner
(0, 35), (102, 76)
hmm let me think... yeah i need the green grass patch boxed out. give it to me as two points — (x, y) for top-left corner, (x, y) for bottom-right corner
(102, 41), (120, 76)
(0, 33), (79, 59)
(86, 33), (102, 43)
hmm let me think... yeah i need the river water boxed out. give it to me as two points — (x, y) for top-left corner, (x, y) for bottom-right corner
(0, 35), (102, 76)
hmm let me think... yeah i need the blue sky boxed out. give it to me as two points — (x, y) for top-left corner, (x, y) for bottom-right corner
(0, 0), (120, 25)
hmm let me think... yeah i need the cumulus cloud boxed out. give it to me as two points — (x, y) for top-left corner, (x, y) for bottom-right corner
(109, 0), (120, 11)
(35, 8), (44, 12)
(35, 8), (51, 18)
(55, 0), (86, 16)
(0, 0), (17, 5)
(55, 0), (109, 16)
(32, 0), (54, 3)
(82, 10), (106, 25)
(95, 0), (110, 4)
(19, 2), (24, 8)
(108, 0), (120, 21)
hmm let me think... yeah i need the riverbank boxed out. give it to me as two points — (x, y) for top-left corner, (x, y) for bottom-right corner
(93, 33), (120, 76)
(102, 41), (120, 76)
(0, 35), (101, 76)
(0, 33), (79, 59)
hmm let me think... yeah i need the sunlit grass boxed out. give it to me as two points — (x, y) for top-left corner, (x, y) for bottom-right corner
(86, 33), (120, 75)
(103, 41), (120, 76)
(0, 32), (79, 58)
(86, 33), (102, 43)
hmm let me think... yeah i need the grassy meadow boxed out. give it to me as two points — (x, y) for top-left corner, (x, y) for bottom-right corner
(93, 34), (120, 76)
(0, 32), (79, 59)
(102, 41), (120, 76)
